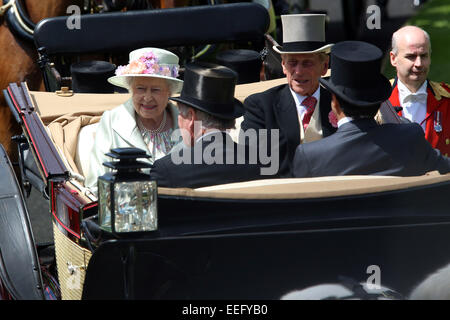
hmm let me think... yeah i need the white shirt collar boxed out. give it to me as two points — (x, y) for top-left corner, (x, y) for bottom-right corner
(290, 86), (321, 120)
(397, 79), (427, 131)
(337, 117), (354, 128)
(290, 86), (320, 108)
(397, 79), (428, 104)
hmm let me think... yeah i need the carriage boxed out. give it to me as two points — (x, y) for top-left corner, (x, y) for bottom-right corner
(1, 2), (450, 301)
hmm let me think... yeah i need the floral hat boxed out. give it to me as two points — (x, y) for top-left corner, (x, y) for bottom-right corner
(108, 47), (184, 93)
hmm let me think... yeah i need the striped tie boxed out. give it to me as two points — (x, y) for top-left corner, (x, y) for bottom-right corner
(301, 96), (317, 130)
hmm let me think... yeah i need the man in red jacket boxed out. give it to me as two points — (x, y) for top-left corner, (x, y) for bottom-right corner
(389, 25), (450, 156)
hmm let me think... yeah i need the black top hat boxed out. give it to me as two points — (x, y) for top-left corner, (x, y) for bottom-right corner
(216, 49), (262, 84)
(170, 62), (244, 120)
(319, 41), (392, 107)
(71, 60), (116, 93)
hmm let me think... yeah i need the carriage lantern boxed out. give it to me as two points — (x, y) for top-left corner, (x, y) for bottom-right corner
(98, 148), (157, 235)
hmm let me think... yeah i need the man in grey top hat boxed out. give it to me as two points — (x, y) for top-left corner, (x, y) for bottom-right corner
(241, 14), (336, 177)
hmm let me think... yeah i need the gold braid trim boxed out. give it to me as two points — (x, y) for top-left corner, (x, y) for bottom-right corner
(430, 81), (450, 101)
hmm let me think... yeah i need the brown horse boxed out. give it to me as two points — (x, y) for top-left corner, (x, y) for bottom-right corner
(0, 0), (85, 168)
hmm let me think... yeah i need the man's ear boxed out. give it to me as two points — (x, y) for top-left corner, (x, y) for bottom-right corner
(390, 51), (397, 67)
(187, 107), (196, 133)
(281, 55), (288, 76)
(331, 93), (337, 111)
(321, 55), (330, 76)
(331, 94), (342, 115)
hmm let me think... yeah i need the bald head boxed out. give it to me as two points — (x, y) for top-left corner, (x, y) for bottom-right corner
(390, 26), (431, 92)
(391, 26), (431, 55)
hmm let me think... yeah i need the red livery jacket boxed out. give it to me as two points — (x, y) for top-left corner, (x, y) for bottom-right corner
(389, 79), (450, 156)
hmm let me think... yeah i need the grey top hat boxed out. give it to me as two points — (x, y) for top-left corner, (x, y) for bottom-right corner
(273, 14), (333, 54)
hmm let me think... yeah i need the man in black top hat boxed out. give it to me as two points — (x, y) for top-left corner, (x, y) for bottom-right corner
(241, 14), (336, 178)
(149, 63), (267, 188)
(293, 41), (450, 178)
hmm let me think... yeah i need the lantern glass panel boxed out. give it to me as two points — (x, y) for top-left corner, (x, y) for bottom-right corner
(114, 180), (157, 232)
(98, 178), (112, 231)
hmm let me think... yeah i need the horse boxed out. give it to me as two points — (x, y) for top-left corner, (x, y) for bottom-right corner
(0, 0), (85, 172)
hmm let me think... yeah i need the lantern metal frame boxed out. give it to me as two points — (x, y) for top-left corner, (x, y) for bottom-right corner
(98, 147), (158, 237)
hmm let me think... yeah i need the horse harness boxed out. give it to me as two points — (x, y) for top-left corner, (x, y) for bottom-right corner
(0, 0), (35, 42)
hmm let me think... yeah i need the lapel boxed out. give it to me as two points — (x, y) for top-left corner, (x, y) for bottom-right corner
(275, 85), (336, 146)
(389, 79), (402, 116)
(111, 99), (149, 152)
(274, 85), (300, 147)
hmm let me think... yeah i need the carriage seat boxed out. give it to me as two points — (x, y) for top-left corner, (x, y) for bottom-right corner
(34, 3), (269, 56)
(46, 113), (101, 182)
(75, 123), (99, 177)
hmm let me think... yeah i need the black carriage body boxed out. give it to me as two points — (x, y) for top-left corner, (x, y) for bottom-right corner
(83, 222), (450, 299)
(0, 143), (44, 300)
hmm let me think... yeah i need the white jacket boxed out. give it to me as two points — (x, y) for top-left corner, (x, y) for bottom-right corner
(84, 98), (179, 189)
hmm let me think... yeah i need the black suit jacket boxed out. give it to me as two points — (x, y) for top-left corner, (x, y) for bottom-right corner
(241, 84), (336, 177)
(293, 119), (450, 177)
(149, 132), (265, 188)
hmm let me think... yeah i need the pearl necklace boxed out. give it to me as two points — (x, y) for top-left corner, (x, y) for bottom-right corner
(138, 110), (167, 135)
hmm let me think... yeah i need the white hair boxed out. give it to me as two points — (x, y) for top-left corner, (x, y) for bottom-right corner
(126, 76), (175, 95)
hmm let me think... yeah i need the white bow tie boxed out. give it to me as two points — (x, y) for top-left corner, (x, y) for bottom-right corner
(404, 93), (427, 103)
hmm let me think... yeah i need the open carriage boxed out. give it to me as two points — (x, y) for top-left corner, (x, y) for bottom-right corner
(1, 3), (450, 301)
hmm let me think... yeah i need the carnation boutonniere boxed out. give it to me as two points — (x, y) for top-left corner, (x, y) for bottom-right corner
(328, 111), (338, 128)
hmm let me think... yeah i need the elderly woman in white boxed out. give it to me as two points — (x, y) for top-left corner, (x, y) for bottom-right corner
(85, 47), (183, 190)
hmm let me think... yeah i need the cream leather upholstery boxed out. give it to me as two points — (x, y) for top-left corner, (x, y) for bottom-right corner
(75, 123), (99, 177)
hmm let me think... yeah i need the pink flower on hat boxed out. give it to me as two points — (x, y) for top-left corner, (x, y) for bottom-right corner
(115, 50), (178, 78)
(142, 51), (157, 61)
(328, 111), (338, 128)
(127, 60), (146, 74)
(114, 65), (126, 76)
